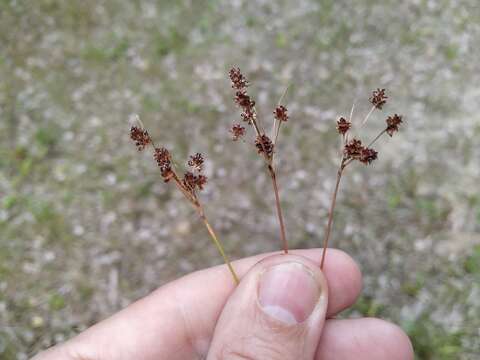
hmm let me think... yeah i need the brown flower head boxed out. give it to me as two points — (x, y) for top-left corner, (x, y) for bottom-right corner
(195, 174), (208, 190)
(188, 153), (204, 171)
(230, 124), (246, 141)
(344, 138), (364, 159)
(229, 67), (248, 90)
(336, 117), (351, 135)
(154, 147), (174, 182)
(183, 171), (196, 191)
(255, 134), (274, 159)
(386, 114), (403, 137)
(235, 91), (255, 109)
(234, 91), (256, 123)
(369, 88), (388, 109)
(359, 147), (378, 165)
(183, 171), (208, 192)
(130, 126), (151, 151)
(274, 105), (289, 122)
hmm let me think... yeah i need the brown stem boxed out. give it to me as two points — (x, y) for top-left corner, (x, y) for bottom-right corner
(367, 129), (387, 148)
(268, 165), (288, 254)
(198, 207), (239, 284)
(320, 159), (346, 269)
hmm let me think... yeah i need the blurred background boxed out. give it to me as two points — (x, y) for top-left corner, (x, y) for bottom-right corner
(1, 0), (479, 358)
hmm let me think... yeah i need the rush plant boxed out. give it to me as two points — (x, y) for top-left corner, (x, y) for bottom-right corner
(129, 68), (404, 283)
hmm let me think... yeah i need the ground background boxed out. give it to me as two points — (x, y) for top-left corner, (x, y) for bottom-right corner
(1, 0), (479, 359)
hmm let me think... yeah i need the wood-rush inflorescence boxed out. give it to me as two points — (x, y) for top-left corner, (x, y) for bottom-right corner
(320, 89), (404, 269)
(130, 118), (239, 284)
(129, 70), (405, 283)
(228, 67), (289, 253)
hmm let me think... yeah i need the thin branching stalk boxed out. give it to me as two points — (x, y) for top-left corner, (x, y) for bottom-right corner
(198, 207), (239, 284)
(320, 159), (346, 269)
(268, 164), (288, 253)
(367, 129), (387, 147)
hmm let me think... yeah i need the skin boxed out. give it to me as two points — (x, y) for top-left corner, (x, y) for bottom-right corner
(33, 248), (414, 360)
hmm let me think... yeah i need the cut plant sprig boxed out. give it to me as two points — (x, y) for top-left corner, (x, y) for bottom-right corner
(320, 90), (404, 269)
(228, 67), (289, 254)
(130, 116), (239, 284)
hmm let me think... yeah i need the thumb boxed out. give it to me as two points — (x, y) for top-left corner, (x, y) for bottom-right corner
(207, 254), (328, 360)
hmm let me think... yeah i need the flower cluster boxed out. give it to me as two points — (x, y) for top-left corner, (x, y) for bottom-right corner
(183, 171), (208, 191)
(229, 67), (249, 90)
(230, 67), (256, 124)
(370, 88), (388, 109)
(343, 138), (377, 164)
(130, 118), (238, 283)
(130, 126), (151, 151)
(336, 117), (351, 135)
(130, 125), (208, 195)
(230, 124), (246, 141)
(183, 152), (208, 192)
(386, 114), (403, 136)
(255, 134), (274, 158)
(188, 153), (204, 171)
(336, 89), (404, 167)
(154, 147), (174, 182)
(274, 105), (289, 122)
(228, 67), (290, 253)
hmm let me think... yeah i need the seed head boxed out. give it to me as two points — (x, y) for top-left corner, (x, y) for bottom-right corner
(154, 147), (174, 182)
(195, 174), (208, 190)
(255, 134), (274, 159)
(183, 171), (208, 192)
(229, 67), (249, 90)
(369, 88), (388, 109)
(336, 117), (351, 135)
(344, 138), (364, 159)
(230, 124), (246, 141)
(386, 114), (403, 137)
(188, 153), (204, 171)
(273, 105), (289, 122)
(130, 126), (151, 151)
(234, 91), (253, 108)
(359, 147), (378, 165)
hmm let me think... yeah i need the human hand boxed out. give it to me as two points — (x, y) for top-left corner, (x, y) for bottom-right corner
(33, 249), (413, 359)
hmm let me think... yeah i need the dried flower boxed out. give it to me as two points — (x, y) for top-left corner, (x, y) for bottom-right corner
(129, 120), (238, 284)
(154, 147), (174, 182)
(386, 114), (403, 136)
(230, 124), (246, 141)
(255, 134), (274, 158)
(188, 153), (204, 171)
(154, 147), (170, 166)
(182, 171), (208, 192)
(274, 105), (289, 122)
(195, 174), (208, 190)
(229, 67), (248, 90)
(130, 126), (151, 151)
(182, 171), (196, 191)
(369, 88), (388, 109)
(359, 147), (378, 165)
(336, 117), (351, 135)
(344, 138), (364, 159)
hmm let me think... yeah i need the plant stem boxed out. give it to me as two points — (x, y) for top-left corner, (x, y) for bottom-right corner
(199, 209), (239, 284)
(320, 160), (346, 269)
(367, 129), (387, 147)
(268, 165), (288, 254)
(361, 105), (376, 126)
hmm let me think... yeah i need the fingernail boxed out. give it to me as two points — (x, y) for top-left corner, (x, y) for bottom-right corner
(258, 262), (321, 325)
